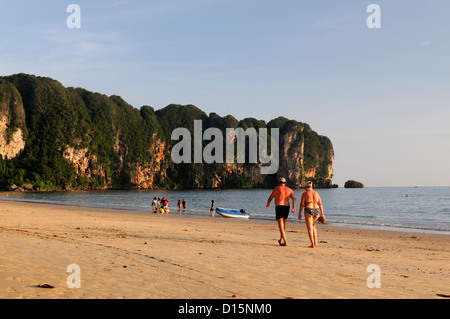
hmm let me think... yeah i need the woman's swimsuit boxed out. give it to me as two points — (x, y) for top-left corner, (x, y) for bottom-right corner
(304, 201), (320, 218)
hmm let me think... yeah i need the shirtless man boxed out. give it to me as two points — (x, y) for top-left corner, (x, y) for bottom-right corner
(299, 181), (325, 248)
(266, 177), (296, 246)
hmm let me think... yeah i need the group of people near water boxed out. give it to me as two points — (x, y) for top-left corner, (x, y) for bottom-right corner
(152, 197), (188, 214)
(150, 177), (324, 248)
(267, 177), (326, 248)
(152, 197), (216, 216)
(177, 199), (188, 212)
(152, 197), (172, 214)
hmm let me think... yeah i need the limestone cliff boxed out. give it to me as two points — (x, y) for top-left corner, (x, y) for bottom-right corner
(0, 115), (25, 160)
(0, 80), (26, 160)
(0, 74), (334, 190)
(129, 133), (169, 189)
(277, 123), (304, 188)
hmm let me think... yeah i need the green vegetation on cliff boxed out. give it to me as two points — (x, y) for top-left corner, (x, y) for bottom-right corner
(0, 74), (334, 190)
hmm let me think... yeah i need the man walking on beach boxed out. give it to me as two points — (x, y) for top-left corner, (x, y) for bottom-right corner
(266, 177), (296, 246)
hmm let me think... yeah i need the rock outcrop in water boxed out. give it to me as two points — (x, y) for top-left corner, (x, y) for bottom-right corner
(344, 180), (364, 188)
(0, 74), (334, 190)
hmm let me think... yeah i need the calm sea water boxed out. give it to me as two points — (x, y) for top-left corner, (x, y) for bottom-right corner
(2, 187), (450, 235)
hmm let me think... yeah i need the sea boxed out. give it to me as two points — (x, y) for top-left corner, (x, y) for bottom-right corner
(2, 187), (450, 235)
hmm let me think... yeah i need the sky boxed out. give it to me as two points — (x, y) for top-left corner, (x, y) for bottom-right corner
(1, 0), (449, 187)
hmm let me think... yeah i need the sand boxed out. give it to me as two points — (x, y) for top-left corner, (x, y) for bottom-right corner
(0, 199), (449, 299)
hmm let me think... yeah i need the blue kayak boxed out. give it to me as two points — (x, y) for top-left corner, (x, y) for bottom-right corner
(215, 207), (250, 219)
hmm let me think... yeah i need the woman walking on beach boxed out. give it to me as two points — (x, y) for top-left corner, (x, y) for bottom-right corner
(299, 181), (325, 248)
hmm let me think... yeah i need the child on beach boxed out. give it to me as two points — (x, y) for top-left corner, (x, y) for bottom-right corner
(160, 197), (170, 214)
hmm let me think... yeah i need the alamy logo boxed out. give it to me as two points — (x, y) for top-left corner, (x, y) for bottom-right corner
(366, 264), (381, 288)
(66, 4), (81, 29)
(66, 264), (81, 288)
(366, 4), (381, 29)
(171, 120), (279, 175)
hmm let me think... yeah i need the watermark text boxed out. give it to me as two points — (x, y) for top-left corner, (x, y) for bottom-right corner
(171, 120), (279, 174)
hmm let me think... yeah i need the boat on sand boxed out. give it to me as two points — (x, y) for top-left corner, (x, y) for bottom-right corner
(215, 207), (250, 219)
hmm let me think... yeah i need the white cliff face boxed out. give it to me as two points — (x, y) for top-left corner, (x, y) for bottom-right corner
(63, 147), (92, 175)
(0, 115), (25, 159)
(278, 129), (304, 188)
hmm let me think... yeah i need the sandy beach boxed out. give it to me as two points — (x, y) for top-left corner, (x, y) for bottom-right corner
(0, 199), (449, 299)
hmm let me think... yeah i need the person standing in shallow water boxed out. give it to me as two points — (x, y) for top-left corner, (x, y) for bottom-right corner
(299, 181), (325, 248)
(210, 200), (215, 217)
(266, 177), (296, 246)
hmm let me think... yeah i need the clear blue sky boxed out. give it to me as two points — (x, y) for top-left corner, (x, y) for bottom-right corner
(1, 0), (449, 187)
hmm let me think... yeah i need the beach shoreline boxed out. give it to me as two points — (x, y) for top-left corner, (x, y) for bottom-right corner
(1, 199), (449, 299)
(3, 187), (449, 235)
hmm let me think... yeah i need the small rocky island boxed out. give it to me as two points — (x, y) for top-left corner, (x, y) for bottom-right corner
(344, 180), (364, 188)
